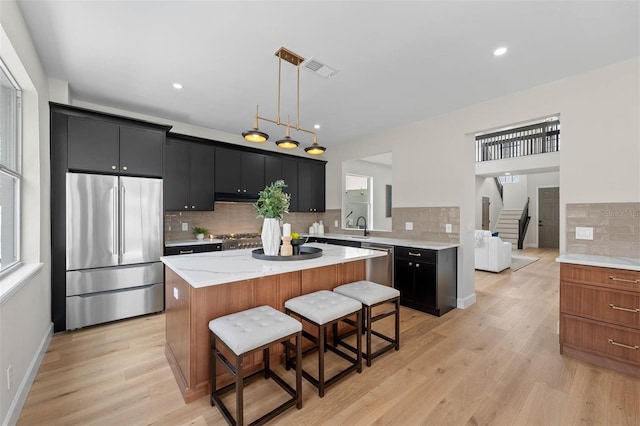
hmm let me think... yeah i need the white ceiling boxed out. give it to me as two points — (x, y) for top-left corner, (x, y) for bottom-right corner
(17, 1), (640, 149)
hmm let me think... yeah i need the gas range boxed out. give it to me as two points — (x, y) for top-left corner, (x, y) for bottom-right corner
(216, 233), (262, 251)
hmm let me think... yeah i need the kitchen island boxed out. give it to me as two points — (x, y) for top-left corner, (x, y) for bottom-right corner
(161, 243), (386, 402)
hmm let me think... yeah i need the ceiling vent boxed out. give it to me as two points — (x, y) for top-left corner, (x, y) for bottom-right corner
(301, 57), (339, 79)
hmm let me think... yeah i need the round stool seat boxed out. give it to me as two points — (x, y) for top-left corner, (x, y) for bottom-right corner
(285, 290), (362, 325)
(334, 280), (400, 306)
(209, 305), (302, 355)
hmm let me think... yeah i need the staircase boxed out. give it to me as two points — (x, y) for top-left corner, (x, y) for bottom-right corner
(494, 209), (521, 246)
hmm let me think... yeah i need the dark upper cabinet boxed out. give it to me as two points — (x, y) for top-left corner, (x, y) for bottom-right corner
(67, 115), (164, 177)
(164, 136), (215, 211)
(215, 147), (265, 198)
(265, 156), (299, 211)
(297, 160), (325, 212)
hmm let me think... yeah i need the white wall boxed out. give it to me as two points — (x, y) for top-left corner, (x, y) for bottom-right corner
(503, 175), (529, 210)
(0, 1), (52, 424)
(325, 58), (640, 309)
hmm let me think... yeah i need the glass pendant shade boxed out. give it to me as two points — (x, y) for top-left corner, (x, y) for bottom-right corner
(242, 128), (269, 143)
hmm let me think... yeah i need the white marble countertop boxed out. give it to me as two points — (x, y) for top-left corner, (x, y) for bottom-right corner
(161, 242), (387, 288)
(556, 254), (640, 271)
(165, 239), (223, 247)
(301, 233), (459, 250)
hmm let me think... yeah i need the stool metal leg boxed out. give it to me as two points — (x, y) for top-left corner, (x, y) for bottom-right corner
(210, 333), (217, 407)
(365, 306), (372, 367)
(295, 332), (302, 409)
(318, 325), (326, 397)
(395, 298), (400, 350)
(356, 310), (362, 372)
(263, 347), (269, 379)
(236, 354), (243, 426)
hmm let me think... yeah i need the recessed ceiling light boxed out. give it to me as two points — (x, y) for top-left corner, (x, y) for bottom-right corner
(493, 47), (508, 56)
(314, 124), (320, 129)
(505, 172), (511, 175)
(173, 83), (183, 89)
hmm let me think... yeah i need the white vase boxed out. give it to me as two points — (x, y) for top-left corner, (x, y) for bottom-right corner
(196, 234), (204, 240)
(261, 218), (281, 256)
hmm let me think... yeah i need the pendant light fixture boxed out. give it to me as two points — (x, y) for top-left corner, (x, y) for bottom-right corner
(242, 47), (326, 155)
(275, 115), (299, 148)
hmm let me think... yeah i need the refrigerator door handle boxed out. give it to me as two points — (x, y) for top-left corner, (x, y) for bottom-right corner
(120, 185), (126, 255)
(113, 186), (119, 255)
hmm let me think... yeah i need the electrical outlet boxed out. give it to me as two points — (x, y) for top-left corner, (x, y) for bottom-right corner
(181, 222), (188, 232)
(173, 287), (179, 300)
(7, 365), (13, 391)
(405, 222), (413, 231)
(575, 226), (593, 240)
(445, 224), (452, 233)
(334, 220), (339, 228)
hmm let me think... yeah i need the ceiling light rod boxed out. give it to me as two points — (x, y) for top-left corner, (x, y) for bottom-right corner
(242, 47), (326, 154)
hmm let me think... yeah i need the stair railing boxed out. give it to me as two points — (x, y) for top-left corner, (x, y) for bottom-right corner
(493, 177), (503, 201)
(517, 197), (531, 250)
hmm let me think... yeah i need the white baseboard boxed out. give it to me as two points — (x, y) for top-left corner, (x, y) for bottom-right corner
(3, 322), (53, 426)
(457, 293), (476, 309)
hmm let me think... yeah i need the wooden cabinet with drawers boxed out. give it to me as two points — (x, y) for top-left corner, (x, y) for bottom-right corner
(559, 263), (640, 377)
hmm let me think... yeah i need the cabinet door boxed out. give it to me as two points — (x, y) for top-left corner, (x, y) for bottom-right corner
(214, 147), (241, 193)
(298, 163), (313, 212)
(68, 115), (119, 173)
(163, 138), (190, 211)
(414, 261), (437, 309)
(189, 142), (215, 210)
(241, 152), (265, 196)
(311, 162), (326, 212)
(264, 156), (282, 186)
(119, 126), (164, 177)
(394, 259), (415, 305)
(282, 158), (299, 211)
(298, 160), (325, 212)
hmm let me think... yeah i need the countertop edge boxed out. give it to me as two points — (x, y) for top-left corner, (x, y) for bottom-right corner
(556, 254), (640, 271)
(161, 243), (387, 288)
(302, 233), (459, 250)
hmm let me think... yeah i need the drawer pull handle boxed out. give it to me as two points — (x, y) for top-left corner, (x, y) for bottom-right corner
(608, 275), (640, 284)
(608, 339), (639, 350)
(609, 304), (640, 313)
(408, 252), (422, 257)
(179, 250), (194, 254)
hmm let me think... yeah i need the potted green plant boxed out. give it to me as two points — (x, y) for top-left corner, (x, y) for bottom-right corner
(253, 180), (291, 255)
(192, 226), (209, 240)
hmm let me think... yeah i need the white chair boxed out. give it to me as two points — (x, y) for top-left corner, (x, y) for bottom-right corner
(474, 230), (512, 272)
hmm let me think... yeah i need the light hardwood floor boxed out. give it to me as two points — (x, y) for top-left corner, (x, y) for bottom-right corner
(18, 248), (640, 425)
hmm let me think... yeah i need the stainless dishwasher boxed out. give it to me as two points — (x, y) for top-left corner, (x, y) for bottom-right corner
(361, 242), (394, 287)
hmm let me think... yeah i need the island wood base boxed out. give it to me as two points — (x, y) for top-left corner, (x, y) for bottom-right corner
(164, 260), (366, 402)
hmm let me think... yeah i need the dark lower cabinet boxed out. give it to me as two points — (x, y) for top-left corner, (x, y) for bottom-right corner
(394, 246), (457, 316)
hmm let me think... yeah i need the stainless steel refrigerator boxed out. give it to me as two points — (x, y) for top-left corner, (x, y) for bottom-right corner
(65, 172), (164, 330)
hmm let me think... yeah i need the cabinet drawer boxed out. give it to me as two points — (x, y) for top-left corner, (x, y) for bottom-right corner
(561, 314), (640, 365)
(561, 282), (640, 329)
(164, 244), (222, 256)
(560, 264), (640, 292)
(394, 246), (436, 263)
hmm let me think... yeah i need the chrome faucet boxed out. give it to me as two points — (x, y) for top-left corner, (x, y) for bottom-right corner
(355, 216), (369, 236)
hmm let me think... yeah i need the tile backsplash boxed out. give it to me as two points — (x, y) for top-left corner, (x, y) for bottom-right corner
(566, 202), (640, 259)
(165, 202), (460, 244)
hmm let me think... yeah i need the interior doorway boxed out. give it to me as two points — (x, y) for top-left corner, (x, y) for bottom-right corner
(482, 197), (490, 230)
(538, 187), (559, 248)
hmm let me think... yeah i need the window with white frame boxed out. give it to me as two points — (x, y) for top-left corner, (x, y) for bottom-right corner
(0, 60), (21, 273)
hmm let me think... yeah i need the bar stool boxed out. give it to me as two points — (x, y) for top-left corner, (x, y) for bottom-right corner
(333, 280), (400, 367)
(209, 305), (302, 426)
(284, 290), (362, 397)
